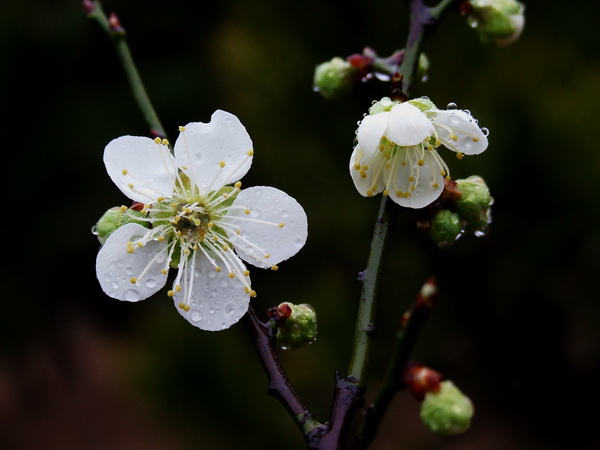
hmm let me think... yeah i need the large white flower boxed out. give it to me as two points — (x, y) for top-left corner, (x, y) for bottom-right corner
(96, 110), (308, 331)
(350, 97), (488, 208)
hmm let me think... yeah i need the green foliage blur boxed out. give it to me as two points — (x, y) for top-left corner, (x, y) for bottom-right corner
(1, 0), (599, 448)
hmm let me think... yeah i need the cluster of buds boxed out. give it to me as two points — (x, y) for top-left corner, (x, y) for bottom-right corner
(404, 363), (474, 435)
(269, 302), (317, 349)
(463, 0), (525, 46)
(313, 48), (430, 100)
(92, 203), (148, 244)
(418, 175), (493, 248)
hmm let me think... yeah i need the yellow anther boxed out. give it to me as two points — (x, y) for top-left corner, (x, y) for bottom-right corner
(396, 190), (404, 197)
(247, 150), (254, 156)
(360, 171), (367, 179)
(401, 161), (407, 166)
(473, 137), (479, 142)
(120, 205), (127, 212)
(175, 285), (182, 292)
(270, 265), (279, 271)
(366, 190), (373, 197)
(137, 242), (144, 247)
(161, 269), (168, 275)
(450, 134), (458, 142)
(215, 267), (222, 272)
(418, 159), (424, 166)
(154, 137), (161, 144)
(244, 209), (251, 215)
(192, 244), (199, 251)
(161, 139), (169, 146)
(157, 197), (165, 202)
(385, 163), (391, 169)
(219, 161), (226, 168)
(278, 223), (285, 228)
(250, 290), (257, 298)
(409, 176), (415, 182)
(432, 183), (440, 188)
(362, 165), (369, 170)
(235, 229), (240, 234)
(127, 183), (134, 188)
(228, 272), (235, 279)
(179, 126), (186, 132)
(157, 236), (165, 242)
(244, 286), (251, 294)
(379, 145), (385, 152)
(243, 270), (250, 276)
(234, 181), (242, 188)
(183, 305), (190, 312)
(208, 221), (214, 228)
(222, 244), (230, 251)
(383, 189), (389, 196)
(403, 192), (411, 198)
(167, 290), (175, 297)
(435, 139), (441, 146)
(122, 169), (128, 175)
(183, 248), (190, 255)
(456, 152), (464, 160)
(178, 302), (186, 309)
(264, 253), (271, 259)
(440, 170), (447, 176)
(410, 185), (416, 191)
(192, 218), (201, 226)
(353, 162), (361, 171)
(130, 277), (138, 284)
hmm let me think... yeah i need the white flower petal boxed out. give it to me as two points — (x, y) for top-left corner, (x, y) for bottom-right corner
(173, 252), (250, 331)
(225, 186), (308, 269)
(386, 103), (435, 147)
(432, 110), (488, 155)
(104, 136), (177, 204)
(349, 145), (385, 197)
(356, 111), (390, 158)
(174, 110), (253, 195)
(385, 149), (444, 208)
(96, 223), (170, 302)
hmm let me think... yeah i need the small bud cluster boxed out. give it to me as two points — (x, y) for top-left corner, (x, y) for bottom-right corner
(465, 0), (525, 46)
(92, 205), (148, 244)
(403, 363), (474, 435)
(272, 302), (317, 350)
(418, 175), (493, 248)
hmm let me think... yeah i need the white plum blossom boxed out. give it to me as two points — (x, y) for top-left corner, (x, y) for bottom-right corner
(350, 97), (489, 208)
(96, 110), (308, 331)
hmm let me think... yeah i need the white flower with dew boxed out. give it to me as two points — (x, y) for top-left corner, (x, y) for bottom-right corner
(350, 97), (489, 208)
(96, 110), (308, 331)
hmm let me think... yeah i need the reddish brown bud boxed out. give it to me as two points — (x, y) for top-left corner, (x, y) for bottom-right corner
(82, 0), (96, 14)
(108, 12), (125, 33)
(267, 302), (293, 324)
(403, 363), (443, 400)
(130, 202), (145, 212)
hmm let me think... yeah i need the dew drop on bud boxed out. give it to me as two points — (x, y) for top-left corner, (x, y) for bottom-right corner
(446, 102), (457, 110)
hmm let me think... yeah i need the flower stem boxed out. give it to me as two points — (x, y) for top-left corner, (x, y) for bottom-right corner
(85, 0), (167, 139)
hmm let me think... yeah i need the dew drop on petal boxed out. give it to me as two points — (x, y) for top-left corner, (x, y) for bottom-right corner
(481, 127), (490, 136)
(145, 279), (157, 289)
(111, 281), (119, 290)
(224, 302), (235, 315)
(124, 267), (133, 276)
(124, 289), (140, 301)
(208, 270), (217, 279)
(208, 307), (215, 315)
(447, 102), (457, 110)
(190, 310), (202, 322)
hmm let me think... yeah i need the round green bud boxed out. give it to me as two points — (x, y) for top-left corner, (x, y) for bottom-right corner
(468, 0), (525, 46)
(93, 206), (148, 244)
(408, 96), (437, 114)
(420, 380), (474, 435)
(430, 210), (463, 248)
(368, 96), (398, 115)
(276, 302), (317, 350)
(455, 176), (492, 231)
(416, 52), (430, 82)
(313, 57), (356, 101)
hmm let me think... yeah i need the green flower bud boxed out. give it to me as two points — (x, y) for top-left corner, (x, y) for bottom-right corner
(468, 0), (525, 46)
(313, 57), (356, 100)
(93, 206), (148, 244)
(420, 380), (474, 435)
(430, 210), (463, 248)
(455, 176), (492, 232)
(276, 302), (317, 350)
(416, 52), (430, 82)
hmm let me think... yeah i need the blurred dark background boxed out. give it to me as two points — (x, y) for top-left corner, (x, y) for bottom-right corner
(1, 0), (599, 448)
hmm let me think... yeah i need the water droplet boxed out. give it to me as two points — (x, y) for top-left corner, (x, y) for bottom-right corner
(124, 289), (140, 301)
(208, 270), (217, 279)
(208, 307), (215, 314)
(145, 279), (157, 289)
(220, 279), (229, 288)
(190, 310), (202, 322)
(294, 236), (304, 246)
(447, 102), (457, 110)
(91, 225), (99, 236)
(111, 281), (119, 290)
(220, 322), (227, 329)
(223, 303), (235, 315)
(481, 127), (490, 136)
(124, 267), (133, 276)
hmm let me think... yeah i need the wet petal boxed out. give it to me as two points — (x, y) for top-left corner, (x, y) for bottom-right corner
(386, 103), (435, 147)
(356, 111), (390, 157)
(174, 110), (253, 195)
(96, 223), (170, 301)
(432, 110), (488, 155)
(173, 252), (250, 331)
(349, 145), (385, 198)
(385, 149), (444, 208)
(104, 136), (177, 204)
(224, 186), (308, 269)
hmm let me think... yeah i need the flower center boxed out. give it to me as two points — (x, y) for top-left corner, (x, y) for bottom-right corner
(172, 203), (213, 245)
